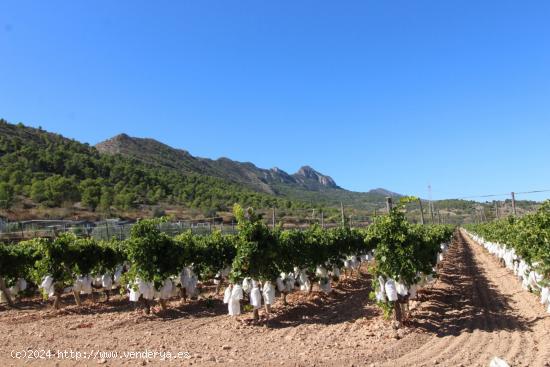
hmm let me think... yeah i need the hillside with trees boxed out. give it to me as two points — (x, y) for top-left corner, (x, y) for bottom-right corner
(0, 119), (541, 223)
(95, 133), (401, 209)
(0, 120), (313, 218)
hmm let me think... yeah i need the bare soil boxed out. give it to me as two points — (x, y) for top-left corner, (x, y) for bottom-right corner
(1, 230), (549, 367)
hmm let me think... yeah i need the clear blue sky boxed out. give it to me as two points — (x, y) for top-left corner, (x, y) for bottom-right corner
(1, 1), (549, 201)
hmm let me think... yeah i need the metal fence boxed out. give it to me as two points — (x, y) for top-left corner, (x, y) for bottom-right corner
(0, 218), (241, 242)
(88, 221), (238, 241)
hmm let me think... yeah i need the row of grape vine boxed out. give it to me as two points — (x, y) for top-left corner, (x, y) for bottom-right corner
(464, 200), (550, 313)
(0, 198), (454, 321)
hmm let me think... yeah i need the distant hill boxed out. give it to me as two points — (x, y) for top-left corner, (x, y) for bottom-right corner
(0, 119), (401, 222)
(0, 119), (315, 219)
(95, 134), (340, 193)
(4, 118), (538, 224)
(95, 133), (401, 209)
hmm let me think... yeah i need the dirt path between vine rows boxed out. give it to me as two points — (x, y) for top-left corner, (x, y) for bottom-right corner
(378, 230), (550, 367)
(1, 230), (549, 367)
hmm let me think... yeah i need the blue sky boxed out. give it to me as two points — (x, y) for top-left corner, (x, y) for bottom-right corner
(1, 1), (549, 201)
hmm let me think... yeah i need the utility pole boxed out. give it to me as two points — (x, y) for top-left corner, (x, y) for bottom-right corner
(320, 211), (324, 228)
(386, 197), (393, 213)
(437, 210), (441, 224)
(418, 198), (425, 225)
(511, 192), (517, 216)
(272, 208), (276, 229)
(494, 201), (499, 220)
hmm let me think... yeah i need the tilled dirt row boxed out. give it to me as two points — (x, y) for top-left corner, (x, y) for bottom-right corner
(381, 230), (550, 367)
(1, 230), (549, 366)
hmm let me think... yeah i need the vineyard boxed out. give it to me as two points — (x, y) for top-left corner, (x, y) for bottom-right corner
(2, 201), (550, 366)
(4, 2), (550, 364)
(0, 199), (453, 321)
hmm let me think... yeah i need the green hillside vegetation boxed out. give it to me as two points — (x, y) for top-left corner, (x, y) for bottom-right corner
(95, 133), (402, 210)
(0, 119), (312, 214)
(0, 119), (542, 223)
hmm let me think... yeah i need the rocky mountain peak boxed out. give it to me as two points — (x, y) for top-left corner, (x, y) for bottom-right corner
(95, 133), (134, 154)
(293, 166), (338, 189)
(113, 133), (131, 141)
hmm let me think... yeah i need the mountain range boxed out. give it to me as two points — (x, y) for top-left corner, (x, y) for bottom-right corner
(2, 119), (539, 224)
(95, 133), (401, 209)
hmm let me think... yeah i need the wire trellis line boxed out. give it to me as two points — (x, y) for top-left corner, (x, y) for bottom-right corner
(454, 189), (550, 200)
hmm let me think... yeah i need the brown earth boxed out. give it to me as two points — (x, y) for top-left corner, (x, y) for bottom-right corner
(1, 230), (549, 367)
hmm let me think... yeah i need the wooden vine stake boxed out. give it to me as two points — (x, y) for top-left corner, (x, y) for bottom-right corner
(282, 291), (288, 306)
(393, 301), (402, 324)
(511, 192), (517, 216)
(104, 289), (110, 302)
(386, 197), (393, 213)
(264, 303), (271, 328)
(418, 198), (425, 225)
(52, 286), (62, 310)
(73, 290), (82, 307)
(180, 287), (187, 304)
